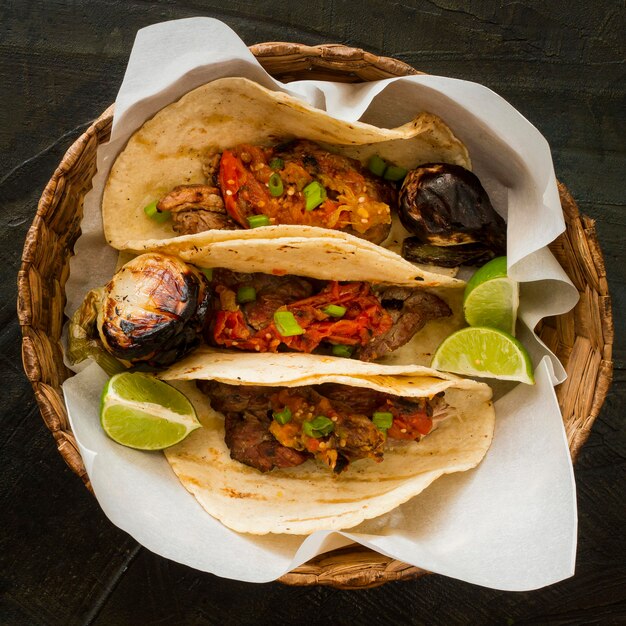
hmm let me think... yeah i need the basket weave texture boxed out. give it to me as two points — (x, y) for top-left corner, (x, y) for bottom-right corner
(18, 43), (613, 589)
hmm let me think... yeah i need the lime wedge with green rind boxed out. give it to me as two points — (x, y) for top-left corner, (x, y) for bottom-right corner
(463, 256), (518, 335)
(100, 372), (200, 450)
(431, 326), (535, 384)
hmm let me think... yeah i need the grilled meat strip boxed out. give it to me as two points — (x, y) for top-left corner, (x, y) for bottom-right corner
(224, 411), (309, 472)
(359, 287), (452, 361)
(199, 381), (308, 472)
(157, 184), (241, 234)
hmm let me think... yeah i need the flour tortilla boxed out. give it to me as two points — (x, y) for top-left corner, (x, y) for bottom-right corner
(159, 349), (494, 535)
(103, 77), (470, 287)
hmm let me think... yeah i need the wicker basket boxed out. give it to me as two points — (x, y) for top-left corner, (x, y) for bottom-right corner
(17, 43), (613, 589)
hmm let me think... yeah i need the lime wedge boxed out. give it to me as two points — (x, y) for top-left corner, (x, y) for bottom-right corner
(431, 327), (535, 384)
(100, 372), (200, 450)
(463, 256), (519, 335)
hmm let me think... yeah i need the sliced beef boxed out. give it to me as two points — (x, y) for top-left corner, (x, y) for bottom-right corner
(172, 209), (239, 234)
(358, 288), (452, 361)
(224, 411), (309, 472)
(317, 383), (387, 416)
(157, 184), (224, 212)
(157, 184), (241, 235)
(334, 412), (386, 463)
(197, 380), (273, 414)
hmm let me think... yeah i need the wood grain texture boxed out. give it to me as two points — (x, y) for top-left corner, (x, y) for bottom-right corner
(1, 0), (625, 624)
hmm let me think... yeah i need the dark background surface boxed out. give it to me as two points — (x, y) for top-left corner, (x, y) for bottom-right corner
(2, 1), (625, 624)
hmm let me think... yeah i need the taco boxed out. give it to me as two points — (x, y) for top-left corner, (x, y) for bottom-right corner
(76, 252), (462, 369)
(158, 350), (494, 534)
(102, 77), (472, 286)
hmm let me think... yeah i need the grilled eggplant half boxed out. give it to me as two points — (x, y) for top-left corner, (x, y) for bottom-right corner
(97, 253), (210, 366)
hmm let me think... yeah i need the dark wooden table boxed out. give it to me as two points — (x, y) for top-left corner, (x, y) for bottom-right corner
(2, 2), (624, 624)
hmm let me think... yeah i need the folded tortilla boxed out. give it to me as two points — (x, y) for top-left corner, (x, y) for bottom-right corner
(159, 349), (494, 535)
(103, 77), (470, 287)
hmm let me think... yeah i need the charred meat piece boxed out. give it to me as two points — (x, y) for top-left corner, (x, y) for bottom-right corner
(157, 184), (225, 213)
(156, 184), (241, 235)
(224, 410), (309, 472)
(333, 412), (386, 463)
(197, 380), (274, 414)
(172, 208), (240, 235)
(316, 383), (387, 415)
(97, 253), (210, 366)
(358, 287), (452, 361)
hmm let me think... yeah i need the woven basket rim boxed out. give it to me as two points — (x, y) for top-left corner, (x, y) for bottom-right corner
(18, 42), (613, 589)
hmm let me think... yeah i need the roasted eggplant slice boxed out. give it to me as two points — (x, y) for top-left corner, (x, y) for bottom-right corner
(398, 163), (507, 254)
(401, 240), (498, 267)
(98, 253), (210, 366)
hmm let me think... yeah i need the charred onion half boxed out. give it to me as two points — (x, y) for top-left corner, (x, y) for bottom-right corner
(97, 253), (210, 366)
(398, 163), (507, 265)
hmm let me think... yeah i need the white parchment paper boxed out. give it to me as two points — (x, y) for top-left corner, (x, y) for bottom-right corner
(62, 18), (579, 590)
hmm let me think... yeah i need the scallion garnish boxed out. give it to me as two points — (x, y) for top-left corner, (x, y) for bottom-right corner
(236, 286), (256, 304)
(303, 181), (327, 211)
(322, 304), (346, 318)
(247, 214), (271, 228)
(201, 268), (213, 281)
(383, 165), (408, 182)
(303, 416), (334, 438)
(273, 407), (292, 425)
(372, 411), (393, 430)
(368, 154), (387, 177)
(143, 200), (170, 223)
(274, 311), (305, 336)
(268, 173), (284, 197)
(269, 157), (284, 170)
(331, 344), (354, 358)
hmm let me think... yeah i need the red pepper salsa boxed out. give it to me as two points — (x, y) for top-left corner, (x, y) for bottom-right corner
(217, 142), (392, 237)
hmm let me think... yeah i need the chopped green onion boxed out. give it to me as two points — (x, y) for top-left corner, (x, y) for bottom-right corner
(247, 214), (271, 228)
(269, 157), (284, 170)
(201, 268), (213, 281)
(236, 286), (256, 304)
(368, 154), (387, 177)
(383, 165), (408, 181)
(372, 411), (394, 430)
(303, 181), (327, 211)
(322, 304), (346, 318)
(274, 311), (305, 336)
(331, 344), (354, 358)
(273, 407), (292, 425)
(303, 415), (335, 438)
(143, 200), (170, 223)
(268, 173), (284, 197)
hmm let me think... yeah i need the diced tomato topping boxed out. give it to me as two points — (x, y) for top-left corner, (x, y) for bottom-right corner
(218, 150), (249, 226)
